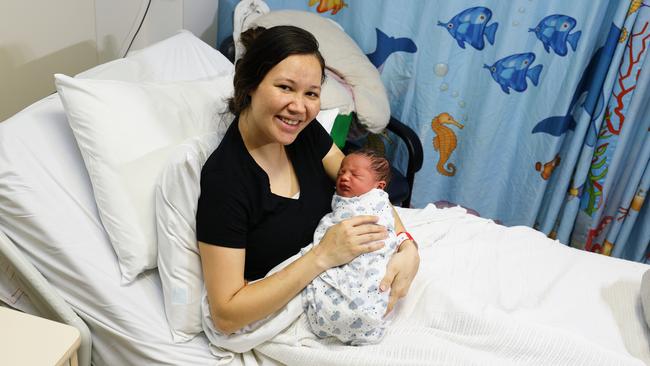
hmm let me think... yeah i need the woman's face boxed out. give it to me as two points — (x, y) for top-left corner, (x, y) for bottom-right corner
(246, 54), (322, 146)
(336, 154), (384, 198)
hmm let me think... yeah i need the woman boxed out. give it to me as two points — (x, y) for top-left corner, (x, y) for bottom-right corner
(196, 25), (419, 335)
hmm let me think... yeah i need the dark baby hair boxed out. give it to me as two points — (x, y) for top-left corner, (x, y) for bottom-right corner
(228, 25), (326, 116)
(349, 148), (391, 187)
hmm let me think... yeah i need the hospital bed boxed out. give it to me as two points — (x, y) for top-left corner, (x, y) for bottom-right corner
(1, 26), (649, 365)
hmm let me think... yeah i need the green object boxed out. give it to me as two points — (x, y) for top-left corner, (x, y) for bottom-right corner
(330, 113), (353, 149)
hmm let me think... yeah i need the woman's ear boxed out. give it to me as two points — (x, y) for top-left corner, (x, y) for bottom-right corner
(377, 181), (387, 190)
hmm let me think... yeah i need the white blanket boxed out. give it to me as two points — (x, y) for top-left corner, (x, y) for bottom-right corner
(204, 204), (649, 365)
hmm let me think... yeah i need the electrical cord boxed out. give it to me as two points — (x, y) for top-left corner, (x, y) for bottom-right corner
(123, 0), (152, 58)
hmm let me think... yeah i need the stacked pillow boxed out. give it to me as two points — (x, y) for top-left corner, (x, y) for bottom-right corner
(54, 30), (234, 285)
(55, 73), (234, 283)
(155, 133), (222, 341)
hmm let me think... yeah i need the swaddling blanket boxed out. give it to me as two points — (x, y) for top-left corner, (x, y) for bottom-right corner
(302, 188), (396, 345)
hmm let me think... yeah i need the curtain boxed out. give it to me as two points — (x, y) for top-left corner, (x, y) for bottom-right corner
(217, 0), (649, 262)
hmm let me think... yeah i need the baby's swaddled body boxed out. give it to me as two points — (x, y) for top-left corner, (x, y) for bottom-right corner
(301, 188), (397, 345)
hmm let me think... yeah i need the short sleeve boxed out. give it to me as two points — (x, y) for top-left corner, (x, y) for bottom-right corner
(301, 119), (334, 159)
(196, 170), (248, 248)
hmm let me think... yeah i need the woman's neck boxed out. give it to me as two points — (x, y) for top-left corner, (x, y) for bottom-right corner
(239, 111), (287, 170)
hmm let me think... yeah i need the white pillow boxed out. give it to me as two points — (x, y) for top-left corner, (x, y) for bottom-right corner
(54, 73), (234, 283)
(155, 109), (340, 342)
(156, 133), (222, 342)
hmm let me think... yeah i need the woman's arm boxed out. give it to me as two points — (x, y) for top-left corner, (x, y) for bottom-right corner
(322, 143), (345, 181)
(200, 214), (387, 334)
(380, 207), (420, 315)
(200, 242), (323, 334)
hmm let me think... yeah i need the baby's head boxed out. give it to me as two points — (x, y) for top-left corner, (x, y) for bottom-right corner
(336, 148), (391, 198)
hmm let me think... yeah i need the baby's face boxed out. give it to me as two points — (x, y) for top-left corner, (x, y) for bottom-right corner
(336, 154), (381, 198)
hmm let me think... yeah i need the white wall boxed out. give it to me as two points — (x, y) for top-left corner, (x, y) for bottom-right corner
(0, 0), (97, 121)
(95, 0), (148, 63)
(1, 0), (220, 122)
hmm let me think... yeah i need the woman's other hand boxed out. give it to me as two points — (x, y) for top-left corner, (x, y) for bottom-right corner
(312, 215), (387, 269)
(380, 240), (419, 316)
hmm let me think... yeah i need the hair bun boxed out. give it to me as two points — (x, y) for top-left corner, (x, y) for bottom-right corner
(239, 26), (267, 52)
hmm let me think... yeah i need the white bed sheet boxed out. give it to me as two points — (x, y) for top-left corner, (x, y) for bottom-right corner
(204, 206), (650, 365)
(0, 30), (649, 366)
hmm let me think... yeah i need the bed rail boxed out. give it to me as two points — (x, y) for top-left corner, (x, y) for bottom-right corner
(0, 230), (92, 366)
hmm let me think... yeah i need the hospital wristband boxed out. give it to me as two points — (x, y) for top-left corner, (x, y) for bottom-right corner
(396, 231), (418, 251)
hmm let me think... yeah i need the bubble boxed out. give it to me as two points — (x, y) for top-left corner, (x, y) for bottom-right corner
(439, 83), (449, 91)
(518, 7), (526, 13)
(452, 91), (459, 98)
(458, 101), (466, 108)
(513, 20), (520, 26)
(434, 63), (449, 77)
(462, 114), (469, 121)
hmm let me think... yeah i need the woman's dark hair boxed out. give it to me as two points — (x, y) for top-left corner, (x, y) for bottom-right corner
(349, 148), (391, 187)
(228, 25), (326, 116)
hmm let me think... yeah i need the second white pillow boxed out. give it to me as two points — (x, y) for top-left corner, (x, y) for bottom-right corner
(156, 133), (222, 342)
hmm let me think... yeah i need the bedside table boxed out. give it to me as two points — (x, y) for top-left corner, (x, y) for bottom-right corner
(0, 307), (80, 366)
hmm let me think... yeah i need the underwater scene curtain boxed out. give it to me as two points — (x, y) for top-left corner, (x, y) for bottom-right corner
(217, 0), (649, 262)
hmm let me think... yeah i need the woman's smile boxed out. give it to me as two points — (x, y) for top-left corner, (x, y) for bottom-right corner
(278, 117), (300, 126)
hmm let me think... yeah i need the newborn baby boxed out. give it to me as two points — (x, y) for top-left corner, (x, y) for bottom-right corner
(302, 148), (400, 345)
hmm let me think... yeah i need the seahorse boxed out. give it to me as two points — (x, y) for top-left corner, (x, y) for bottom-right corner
(431, 112), (464, 176)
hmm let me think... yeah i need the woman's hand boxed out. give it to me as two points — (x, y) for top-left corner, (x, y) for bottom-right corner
(312, 215), (388, 269)
(380, 240), (420, 315)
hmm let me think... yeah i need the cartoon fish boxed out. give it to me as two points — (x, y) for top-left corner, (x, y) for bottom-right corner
(366, 28), (417, 69)
(309, 0), (347, 15)
(531, 24), (620, 145)
(484, 52), (543, 94)
(438, 6), (498, 50)
(529, 14), (581, 56)
(535, 154), (561, 180)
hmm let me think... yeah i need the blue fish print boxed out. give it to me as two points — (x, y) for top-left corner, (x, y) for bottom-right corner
(484, 53), (543, 94)
(366, 28), (417, 69)
(350, 318), (363, 329)
(529, 14), (581, 56)
(438, 6), (498, 50)
(348, 298), (365, 310)
(532, 23), (619, 146)
(373, 200), (386, 211)
(339, 210), (353, 219)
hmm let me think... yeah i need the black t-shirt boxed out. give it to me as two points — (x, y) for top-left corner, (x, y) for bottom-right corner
(196, 118), (335, 280)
